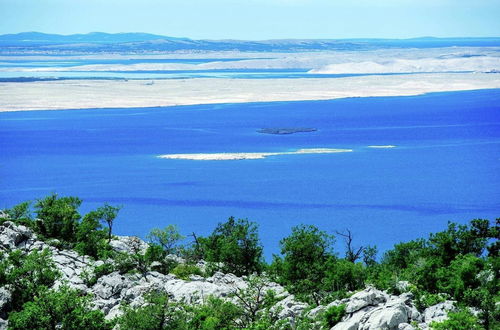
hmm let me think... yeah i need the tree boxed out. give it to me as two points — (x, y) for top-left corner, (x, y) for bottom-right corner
(34, 193), (82, 242)
(8, 285), (111, 330)
(95, 204), (121, 243)
(5, 201), (32, 226)
(325, 259), (366, 292)
(147, 225), (185, 255)
(362, 245), (378, 267)
(336, 229), (364, 263)
(271, 224), (335, 304)
(231, 275), (279, 326)
(75, 210), (109, 259)
(200, 217), (264, 276)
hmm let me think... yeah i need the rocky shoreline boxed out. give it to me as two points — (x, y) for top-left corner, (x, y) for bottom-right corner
(0, 221), (458, 329)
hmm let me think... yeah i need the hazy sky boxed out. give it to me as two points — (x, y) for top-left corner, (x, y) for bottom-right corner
(0, 0), (499, 39)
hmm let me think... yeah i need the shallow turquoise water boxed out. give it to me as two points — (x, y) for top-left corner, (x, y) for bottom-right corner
(1, 90), (499, 258)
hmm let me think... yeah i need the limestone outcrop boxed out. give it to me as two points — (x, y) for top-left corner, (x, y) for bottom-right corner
(0, 222), (456, 329)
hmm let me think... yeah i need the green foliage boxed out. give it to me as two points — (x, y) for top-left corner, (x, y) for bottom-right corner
(82, 263), (115, 287)
(74, 210), (110, 259)
(200, 216), (264, 276)
(322, 304), (346, 328)
(5, 201), (32, 226)
(411, 288), (448, 311)
(187, 296), (243, 330)
(118, 292), (188, 330)
(231, 275), (281, 327)
(428, 220), (492, 265)
(34, 193), (82, 242)
(271, 224), (335, 304)
(147, 225), (185, 255)
(8, 285), (111, 330)
(0, 249), (60, 312)
(325, 259), (366, 292)
(96, 204), (121, 243)
(362, 245), (378, 267)
(430, 308), (484, 330)
(171, 263), (204, 280)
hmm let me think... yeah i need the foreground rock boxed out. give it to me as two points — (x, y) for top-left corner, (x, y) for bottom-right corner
(0, 222), (456, 329)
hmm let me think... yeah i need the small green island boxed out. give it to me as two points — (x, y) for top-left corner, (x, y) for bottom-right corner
(257, 128), (318, 135)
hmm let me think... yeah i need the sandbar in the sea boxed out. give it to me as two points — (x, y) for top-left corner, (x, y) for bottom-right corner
(157, 148), (353, 161)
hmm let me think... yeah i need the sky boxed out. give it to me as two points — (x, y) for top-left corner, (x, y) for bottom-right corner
(0, 0), (499, 39)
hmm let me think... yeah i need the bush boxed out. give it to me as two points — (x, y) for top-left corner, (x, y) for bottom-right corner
(34, 193), (82, 242)
(5, 201), (33, 227)
(171, 263), (204, 280)
(0, 249), (60, 312)
(8, 285), (111, 330)
(118, 292), (188, 330)
(82, 263), (115, 287)
(74, 210), (110, 259)
(270, 224), (335, 304)
(147, 225), (185, 255)
(200, 217), (264, 276)
(430, 308), (484, 330)
(187, 296), (243, 330)
(325, 259), (366, 292)
(322, 304), (346, 328)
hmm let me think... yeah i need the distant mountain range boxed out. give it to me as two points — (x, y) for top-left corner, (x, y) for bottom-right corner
(1, 32), (499, 53)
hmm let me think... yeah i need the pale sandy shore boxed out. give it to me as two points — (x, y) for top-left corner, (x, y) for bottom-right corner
(157, 148), (353, 161)
(1, 73), (500, 112)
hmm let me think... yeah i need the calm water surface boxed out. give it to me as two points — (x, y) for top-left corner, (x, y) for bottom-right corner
(1, 90), (499, 258)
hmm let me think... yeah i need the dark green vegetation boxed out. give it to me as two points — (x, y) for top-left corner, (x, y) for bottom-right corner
(1, 194), (499, 329)
(256, 128), (317, 135)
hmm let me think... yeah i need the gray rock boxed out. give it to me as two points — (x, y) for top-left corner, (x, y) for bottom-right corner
(346, 287), (388, 313)
(273, 295), (308, 319)
(109, 236), (148, 254)
(0, 318), (8, 330)
(360, 303), (409, 330)
(423, 301), (455, 324)
(398, 323), (415, 330)
(0, 287), (11, 319)
(92, 272), (135, 300)
(0, 221), (33, 249)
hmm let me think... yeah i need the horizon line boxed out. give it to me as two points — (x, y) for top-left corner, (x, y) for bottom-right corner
(2, 31), (500, 42)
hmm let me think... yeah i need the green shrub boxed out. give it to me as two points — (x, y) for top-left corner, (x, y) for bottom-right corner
(34, 194), (82, 242)
(5, 201), (33, 227)
(322, 304), (346, 328)
(270, 224), (335, 304)
(0, 249), (60, 312)
(200, 217), (264, 276)
(325, 259), (366, 292)
(118, 292), (188, 330)
(430, 308), (484, 330)
(187, 296), (243, 330)
(147, 225), (185, 255)
(82, 263), (115, 287)
(171, 263), (204, 280)
(8, 285), (111, 330)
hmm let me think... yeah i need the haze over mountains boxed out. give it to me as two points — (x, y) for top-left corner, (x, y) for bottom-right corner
(1, 32), (500, 53)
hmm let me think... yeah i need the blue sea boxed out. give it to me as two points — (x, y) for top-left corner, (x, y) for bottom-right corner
(1, 90), (499, 259)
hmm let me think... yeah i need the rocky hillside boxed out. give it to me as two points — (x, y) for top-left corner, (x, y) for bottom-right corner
(0, 221), (459, 329)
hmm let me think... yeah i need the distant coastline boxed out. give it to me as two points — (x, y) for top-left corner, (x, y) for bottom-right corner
(1, 74), (500, 112)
